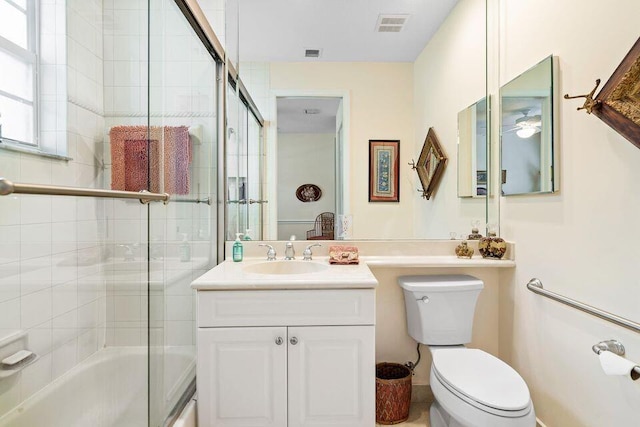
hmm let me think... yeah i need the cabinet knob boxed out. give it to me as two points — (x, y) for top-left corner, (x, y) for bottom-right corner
(275, 337), (283, 345)
(289, 337), (298, 345)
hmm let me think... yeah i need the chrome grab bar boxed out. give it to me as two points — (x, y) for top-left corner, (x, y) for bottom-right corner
(0, 177), (170, 204)
(526, 278), (640, 334)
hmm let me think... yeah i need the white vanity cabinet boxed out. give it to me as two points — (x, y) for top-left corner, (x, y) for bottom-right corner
(196, 289), (376, 427)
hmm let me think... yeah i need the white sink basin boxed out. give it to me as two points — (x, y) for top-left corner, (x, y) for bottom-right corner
(243, 261), (329, 275)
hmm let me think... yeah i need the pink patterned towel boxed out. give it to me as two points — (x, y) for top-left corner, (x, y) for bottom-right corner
(109, 126), (191, 195)
(329, 246), (359, 265)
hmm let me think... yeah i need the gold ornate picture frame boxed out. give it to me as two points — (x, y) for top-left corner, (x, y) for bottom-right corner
(594, 37), (640, 148)
(415, 128), (447, 200)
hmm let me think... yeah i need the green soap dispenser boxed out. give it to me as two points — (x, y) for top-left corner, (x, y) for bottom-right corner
(232, 233), (244, 262)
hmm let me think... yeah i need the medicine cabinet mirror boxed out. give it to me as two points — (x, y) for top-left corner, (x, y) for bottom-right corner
(500, 55), (556, 196)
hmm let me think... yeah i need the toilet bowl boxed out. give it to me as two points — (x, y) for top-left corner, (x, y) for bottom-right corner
(429, 346), (536, 427)
(398, 275), (535, 427)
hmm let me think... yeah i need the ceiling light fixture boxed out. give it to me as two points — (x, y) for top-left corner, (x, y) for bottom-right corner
(516, 126), (537, 139)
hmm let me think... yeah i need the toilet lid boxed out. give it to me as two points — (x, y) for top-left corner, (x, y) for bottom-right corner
(431, 348), (530, 411)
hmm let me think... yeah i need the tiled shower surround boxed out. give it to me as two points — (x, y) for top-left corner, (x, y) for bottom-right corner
(0, 0), (217, 423)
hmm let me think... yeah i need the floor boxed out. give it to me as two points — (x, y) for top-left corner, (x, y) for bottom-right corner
(376, 402), (430, 427)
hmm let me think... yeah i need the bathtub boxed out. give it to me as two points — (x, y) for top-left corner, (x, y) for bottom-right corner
(0, 346), (195, 427)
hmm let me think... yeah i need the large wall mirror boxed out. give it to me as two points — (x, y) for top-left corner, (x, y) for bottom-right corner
(500, 55), (556, 196)
(219, 0), (490, 240)
(458, 97), (488, 198)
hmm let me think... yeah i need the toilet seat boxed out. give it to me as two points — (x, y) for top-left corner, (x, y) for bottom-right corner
(431, 348), (531, 417)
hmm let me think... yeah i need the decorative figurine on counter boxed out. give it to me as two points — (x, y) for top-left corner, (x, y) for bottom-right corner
(455, 241), (474, 259)
(467, 220), (483, 240)
(478, 224), (507, 259)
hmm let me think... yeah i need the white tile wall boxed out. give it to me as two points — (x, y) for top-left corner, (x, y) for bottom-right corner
(0, 0), (109, 417)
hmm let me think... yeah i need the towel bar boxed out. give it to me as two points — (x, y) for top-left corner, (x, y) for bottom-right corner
(526, 278), (640, 334)
(0, 177), (170, 204)
(175, 197), (211, 205)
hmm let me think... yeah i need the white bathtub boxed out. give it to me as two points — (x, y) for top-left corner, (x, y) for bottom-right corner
(0, 346), (195, 427)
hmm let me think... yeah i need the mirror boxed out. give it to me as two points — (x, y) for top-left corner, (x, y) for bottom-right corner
(500, 55), (556, 196)
(224, 0), (489, 240)
(458, 97), (488, 197)
(276, 97), (342, 240)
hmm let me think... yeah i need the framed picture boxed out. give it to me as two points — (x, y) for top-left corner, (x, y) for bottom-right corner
(415, 128), (447, 200)
(476, 170), (487, 185)
(369, 140), (400, 202)
(593, 36), (640, 149)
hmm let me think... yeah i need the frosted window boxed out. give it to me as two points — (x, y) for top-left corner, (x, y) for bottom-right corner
(0, 0), (28, 49)
(0, 95), (34, 144)
(0, 49), (33, 100)
(0, 0), (38, 147)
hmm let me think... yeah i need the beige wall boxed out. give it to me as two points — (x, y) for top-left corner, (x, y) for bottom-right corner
(413, 0), (487, 238)
(269, 62), (416, 239)
(497, 0), (640, 426)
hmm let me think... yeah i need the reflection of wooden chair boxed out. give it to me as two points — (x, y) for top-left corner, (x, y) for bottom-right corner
(306, 212), (335, 240)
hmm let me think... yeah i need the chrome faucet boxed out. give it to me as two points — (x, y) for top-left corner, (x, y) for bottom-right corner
(303, 243), (322, 261)
(258, 244), (277, 261)
(284, 241), (295, 260)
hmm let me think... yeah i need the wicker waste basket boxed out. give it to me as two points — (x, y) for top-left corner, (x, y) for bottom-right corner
(375, 362), (412, 425)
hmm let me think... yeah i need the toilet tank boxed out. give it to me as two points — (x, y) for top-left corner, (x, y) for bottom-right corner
(398, 275), (484, 345)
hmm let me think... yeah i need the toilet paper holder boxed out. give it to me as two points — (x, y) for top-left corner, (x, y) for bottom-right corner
(592, 339), (640, 379)
(592, 339), (626, 356)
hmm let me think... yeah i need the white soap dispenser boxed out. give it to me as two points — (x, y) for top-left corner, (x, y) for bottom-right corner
(232, 233), (244, 262)
(179, 233), (191, 262)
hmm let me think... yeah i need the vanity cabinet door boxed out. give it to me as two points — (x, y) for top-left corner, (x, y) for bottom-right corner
(197, 327), (287, 427)
(287, 325), (375, 427)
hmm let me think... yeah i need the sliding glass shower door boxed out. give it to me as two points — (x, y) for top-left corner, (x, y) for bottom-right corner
(148, 0), (218, 425)
(0, 0), (219, 426)
(226, 85), (263, 241)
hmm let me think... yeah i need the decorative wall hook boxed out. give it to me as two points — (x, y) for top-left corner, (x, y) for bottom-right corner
(564, 79), (602, 114)
(408, 160), (417, 170)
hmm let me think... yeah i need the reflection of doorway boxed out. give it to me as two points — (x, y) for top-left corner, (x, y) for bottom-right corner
(275, 97), (342, 240)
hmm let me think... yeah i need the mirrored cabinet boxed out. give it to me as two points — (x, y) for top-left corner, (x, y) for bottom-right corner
(500, 55), (556, 196)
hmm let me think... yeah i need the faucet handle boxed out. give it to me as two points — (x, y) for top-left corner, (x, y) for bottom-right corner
(303, 243), (322, 261)
(258, 244), (277, 261)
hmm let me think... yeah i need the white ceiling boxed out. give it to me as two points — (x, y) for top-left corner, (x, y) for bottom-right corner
(277, 97), (341, 133)
(238, 0), (460, 62)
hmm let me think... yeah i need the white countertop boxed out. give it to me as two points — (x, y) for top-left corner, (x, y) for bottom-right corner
(362, 255), (516, 268)
(191, 254), (515, 290)
(191, 257), (378, 290)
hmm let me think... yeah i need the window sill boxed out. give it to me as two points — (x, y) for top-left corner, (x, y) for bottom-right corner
(0, 141), (73, 161)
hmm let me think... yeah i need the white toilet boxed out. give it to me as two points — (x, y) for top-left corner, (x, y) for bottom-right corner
(398, 275), (536, 427)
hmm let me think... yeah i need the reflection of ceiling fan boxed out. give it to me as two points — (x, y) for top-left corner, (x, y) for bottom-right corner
(505, 109), (542, 138)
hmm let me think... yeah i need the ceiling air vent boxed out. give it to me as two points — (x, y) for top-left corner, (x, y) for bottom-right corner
(375, 14), (410, 33)
(304, 48), (322, 58)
